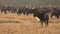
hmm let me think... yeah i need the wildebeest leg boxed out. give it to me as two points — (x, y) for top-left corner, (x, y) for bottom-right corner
(23, 12), (25, 15)
(56, 15), (59, 19)
(4, 11), (7, 14)
(11, 11), (14, 13)
(50, 14), (53, 18)
(1, 10), (4, 13)
(41, 21), (43, 27)
(8, 10), (11, 13)
(17, 11), (22, 15)
(9, 11), (11, 13)
(45, 21), (48, 27)
(17, 13), (22, 16)
(1, 11), (3, 13)
(26, 13), (29, 15)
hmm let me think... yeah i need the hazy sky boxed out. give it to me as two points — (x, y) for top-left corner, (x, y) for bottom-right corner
(0, 0), (60, 7)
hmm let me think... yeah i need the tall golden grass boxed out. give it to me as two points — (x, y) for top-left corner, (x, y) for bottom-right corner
(0, 13), (60, 34)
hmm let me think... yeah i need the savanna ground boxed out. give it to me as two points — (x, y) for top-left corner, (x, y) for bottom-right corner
(0, 12), (60, 34)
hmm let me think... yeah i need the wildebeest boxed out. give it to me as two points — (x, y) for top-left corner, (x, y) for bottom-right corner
(17, 6), (30, 15)
(17, 6), (25, 15)
(10, 6), (17, 13)
(6, 6), (11, 13)
(25, 7), (39, 15)
(1, 6), (7, 14)
(50, 7), (60, 19)
(33, 10), (49, 27)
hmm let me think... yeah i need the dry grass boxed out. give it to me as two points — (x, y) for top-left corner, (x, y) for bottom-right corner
(0, 13), (60, 34)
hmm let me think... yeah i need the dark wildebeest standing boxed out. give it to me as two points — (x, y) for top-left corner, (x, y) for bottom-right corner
(26, 7), (38, 15)
(17, 7), (24, 15)
(24, 7), (29, 15)
(50, 7), (60, 19)
(25, 8), (33, 15)
(10, 6), (17, 13)
(1, 6), (7, 14)
(6, 6), (11, 13)
(33, 10), (49, 27)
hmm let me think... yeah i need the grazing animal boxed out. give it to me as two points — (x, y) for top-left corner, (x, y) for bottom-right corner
(1, 6), (7, 14)
(6, 6), (11, 13)
(50, 7), (60, 19)
(17, 7), (24, 15)
(11, 6), (17, 13)
(33, 11), (49, 27)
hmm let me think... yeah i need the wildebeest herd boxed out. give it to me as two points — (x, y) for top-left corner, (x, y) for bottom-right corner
(0, 5), (60, 27)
